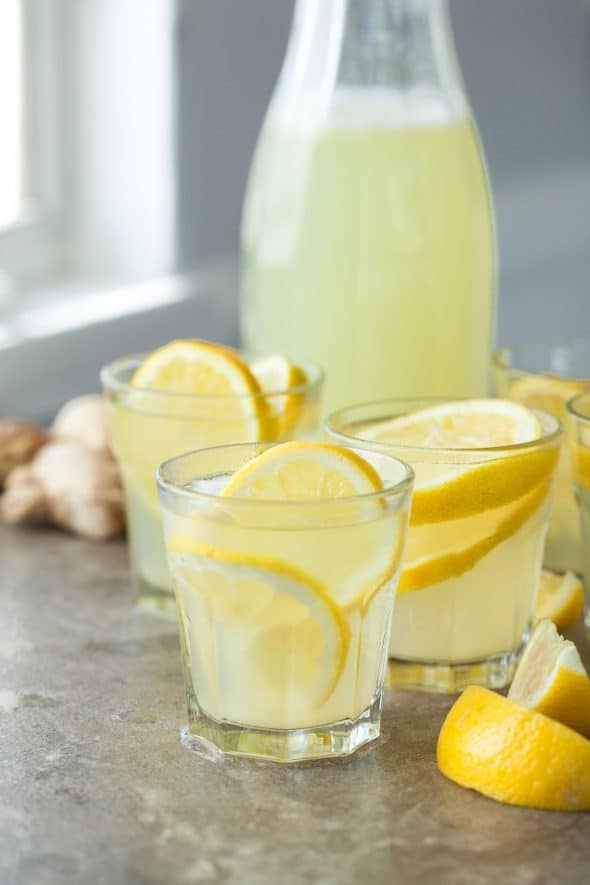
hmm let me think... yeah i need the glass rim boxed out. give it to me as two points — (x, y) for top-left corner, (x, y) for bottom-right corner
(492, 342), (590, 384)
(100, 352), (325, 401)
(566, 391), (590, 424)
(156, 441), (414, 511)
(326, 397), (563, 458)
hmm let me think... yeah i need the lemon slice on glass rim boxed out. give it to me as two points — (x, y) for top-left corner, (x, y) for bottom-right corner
(361, 399), (557, 526)
(222, 440), (383, 499)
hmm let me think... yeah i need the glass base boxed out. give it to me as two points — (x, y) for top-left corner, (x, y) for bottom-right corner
(386, 647), (523, 694)
(182, 690), (383, 763)
(133, 573), (176, 618)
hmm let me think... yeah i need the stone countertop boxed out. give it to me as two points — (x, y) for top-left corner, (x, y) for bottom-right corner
(1, 526), (589, 885)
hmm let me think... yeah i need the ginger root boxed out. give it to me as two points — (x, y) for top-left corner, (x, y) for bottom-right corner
(1, 394), (125, 540)
(0, 420), (48, 488)
(1, 440), (125, 540)
(51, 394), (112, 453)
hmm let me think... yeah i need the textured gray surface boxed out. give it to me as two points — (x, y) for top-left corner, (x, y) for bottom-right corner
(1, 525), (589, 885)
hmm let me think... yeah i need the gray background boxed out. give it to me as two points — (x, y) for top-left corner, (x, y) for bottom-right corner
(2, 0), (590, 419)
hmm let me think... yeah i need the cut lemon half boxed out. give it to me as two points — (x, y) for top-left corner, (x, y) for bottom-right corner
(222, 440), (383, 500)
(250, 354), (309, 440)
(508, 619), (590, 739)
(361, 400), (554, 526)
(534, 569), (585, 633)
(437, 685), (590, 811)
(167, 541), (350, 722)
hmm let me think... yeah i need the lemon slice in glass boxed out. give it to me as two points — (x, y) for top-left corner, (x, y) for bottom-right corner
(168, 542), (350, 726)
(250, 354), (309, 440)
(363, 399), (555, 526)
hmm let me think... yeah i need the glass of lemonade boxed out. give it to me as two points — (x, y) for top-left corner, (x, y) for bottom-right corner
(494, 341), (590, 573)
(157, 442), (413, 761)
(102, 353), (323, 614)
(327, 399), (562, 692)
(566, 392), (590, 636)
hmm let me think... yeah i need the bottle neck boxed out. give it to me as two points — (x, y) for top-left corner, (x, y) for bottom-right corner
(275, 0), (466, 120)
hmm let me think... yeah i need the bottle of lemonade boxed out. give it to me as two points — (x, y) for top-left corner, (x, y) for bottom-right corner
(240, 0), (496, 413)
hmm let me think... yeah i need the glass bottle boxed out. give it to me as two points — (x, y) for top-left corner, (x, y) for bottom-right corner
(240, 0), (497, 413)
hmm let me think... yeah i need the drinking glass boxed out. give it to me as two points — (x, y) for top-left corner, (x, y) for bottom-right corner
(102, 354), (323, 613)
(327, 399), (561, 692)
(157, 442), (413, 761)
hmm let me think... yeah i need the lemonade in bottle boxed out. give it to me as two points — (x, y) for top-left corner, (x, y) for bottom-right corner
(241, 0), (496, 412)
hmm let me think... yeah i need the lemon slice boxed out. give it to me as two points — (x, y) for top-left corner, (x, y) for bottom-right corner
(132, 338), (260, 395)
(571, 443), (590, 490)
(398, 478), (551, 593)
(250, 354), (309, 439)
(360, 400), (553, 526)
(366, 399), (541, 449)
(222, 440), (383, 500)
(534, 569), (585, 633)
(167, 541), (350, 724)
(250, 354), (307, 395)
(510, 374), (585, 420)
(112, 341), (269, 512)
(508, 619), (590, 739)
(437, 685), (590, 811)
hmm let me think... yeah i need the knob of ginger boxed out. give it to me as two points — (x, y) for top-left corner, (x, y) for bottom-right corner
(1, 440), (125, 540)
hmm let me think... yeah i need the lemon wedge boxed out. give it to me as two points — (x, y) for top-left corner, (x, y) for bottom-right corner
(167, 541), (350, 726)
(222, 440), (383, 500)
(534, 569), (585, 633)
(508, 619), (590, 739)
(437, 685), (590, 811)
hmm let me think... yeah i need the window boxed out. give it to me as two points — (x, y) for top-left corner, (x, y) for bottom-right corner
(0, 0), (25, 230)
(0, 0), (61, 294)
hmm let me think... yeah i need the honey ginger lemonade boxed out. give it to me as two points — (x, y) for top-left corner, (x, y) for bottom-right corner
(327, 399), (562, 692)
(241, 97), (495, 411)
(101, 341), (323, 612)
(157, 441), (412, 761)
(240, 0), (496, 413)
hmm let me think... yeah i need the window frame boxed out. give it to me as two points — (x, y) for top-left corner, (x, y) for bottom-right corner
(0, 0), (63, 292)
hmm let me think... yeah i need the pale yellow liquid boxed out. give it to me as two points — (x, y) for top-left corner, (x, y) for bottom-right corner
(390, 505), (550, 663)
(163, 482), (408, 730)
(241, 96), (496, 412)
(389, 458), (554, 664)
